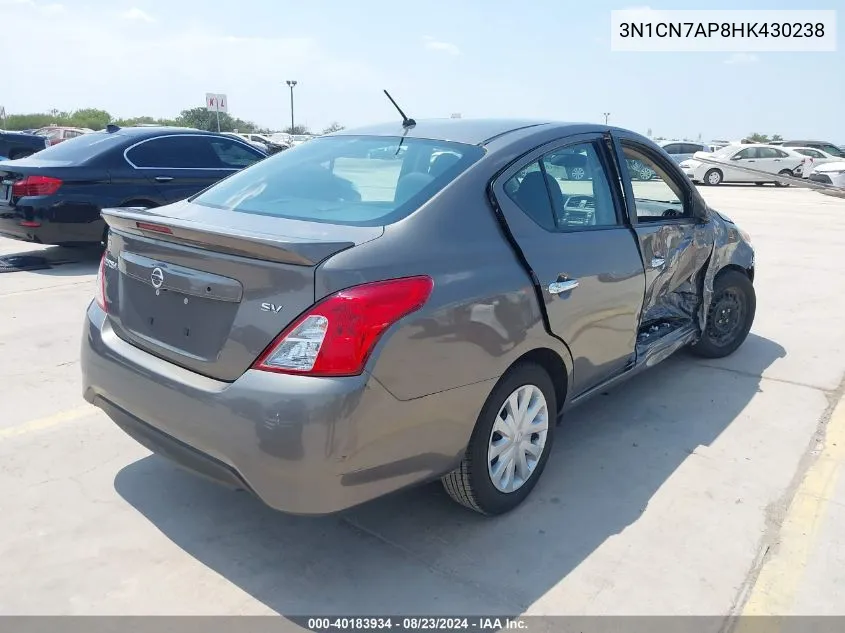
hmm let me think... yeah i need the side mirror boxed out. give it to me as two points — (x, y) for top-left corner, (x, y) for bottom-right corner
(731, 155), (743, 160)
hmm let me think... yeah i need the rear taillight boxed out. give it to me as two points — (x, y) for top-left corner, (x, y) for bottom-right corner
(12, 175), (63, 197)
(95, 252), (107, 312)
(253, 276), (434, 377)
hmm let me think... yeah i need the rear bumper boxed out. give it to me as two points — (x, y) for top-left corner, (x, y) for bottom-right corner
(0, 200), (104, 244)
(81, 302), (493, 515)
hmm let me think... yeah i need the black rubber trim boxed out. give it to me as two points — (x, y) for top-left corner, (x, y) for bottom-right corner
(95, 396), (254, 493)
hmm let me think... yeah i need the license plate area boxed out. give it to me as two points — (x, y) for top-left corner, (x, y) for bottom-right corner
(119, 275), (238, 360)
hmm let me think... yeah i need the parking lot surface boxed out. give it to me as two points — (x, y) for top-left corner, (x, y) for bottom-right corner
(1, 185), (844, 618)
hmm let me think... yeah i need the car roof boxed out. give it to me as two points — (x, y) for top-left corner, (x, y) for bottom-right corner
(332, 118), (557, 146)
(94, 126), (240, 141)
(783, 140), (836, 145)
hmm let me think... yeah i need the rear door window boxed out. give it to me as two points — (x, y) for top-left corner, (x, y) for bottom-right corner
(504, 142), (620, 231)
(127, 136), (224, 169)
(192, 135), (484, 226)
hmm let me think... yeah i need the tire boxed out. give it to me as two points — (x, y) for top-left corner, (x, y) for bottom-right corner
(690, 270), (756, 358)
(774, 169), (793, 187)
(703, 168), (723, 186)
(442, 363), (557, 515)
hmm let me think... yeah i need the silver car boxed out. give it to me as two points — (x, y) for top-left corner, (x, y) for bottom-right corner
(81, 119), (756, 516)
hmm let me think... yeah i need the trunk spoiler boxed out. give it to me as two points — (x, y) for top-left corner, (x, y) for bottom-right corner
(101, 207), (356, 266)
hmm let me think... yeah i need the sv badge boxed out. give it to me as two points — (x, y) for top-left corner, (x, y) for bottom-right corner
(260, 303), (284, 313)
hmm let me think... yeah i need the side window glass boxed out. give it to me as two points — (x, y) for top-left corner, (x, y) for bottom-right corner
(758, 148), (778, 159)
(504, 161), (555, 231)
(735, 148), (755, 160)
(542, 142), (619, 229)
(128, 136), (221, 169)
(663, 144), (681, 154)
(621, 144), (688, 221)
(209, 138), (264, 168)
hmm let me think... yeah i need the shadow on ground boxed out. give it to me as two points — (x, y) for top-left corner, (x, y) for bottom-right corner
(0, 244), (101, 276)
(114, 333), (786, 615)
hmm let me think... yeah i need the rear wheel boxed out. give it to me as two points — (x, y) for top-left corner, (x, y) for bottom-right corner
(690, 270), (756, 358)
(774, 169), (793, 187)
(704, 168), (723, 186)
(442, 363), (556, 515)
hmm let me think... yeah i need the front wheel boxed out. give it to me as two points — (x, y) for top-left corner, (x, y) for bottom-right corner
(442, 363), (557, 515)
(690, 270), (756, 358)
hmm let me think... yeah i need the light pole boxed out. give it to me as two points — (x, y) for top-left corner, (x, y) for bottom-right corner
(603, 112), (610, 125)
(286, 80), (298, 133)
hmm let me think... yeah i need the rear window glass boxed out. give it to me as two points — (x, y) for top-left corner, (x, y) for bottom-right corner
(192, 135), (484, 226)
(25, 132), (124, 163)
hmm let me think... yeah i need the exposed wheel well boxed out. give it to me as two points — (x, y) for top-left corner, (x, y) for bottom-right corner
(509, 348), (568, 417)
(718, 263), (754, 283)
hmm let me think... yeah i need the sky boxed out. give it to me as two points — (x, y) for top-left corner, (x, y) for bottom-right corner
(1, 0), (842, 141)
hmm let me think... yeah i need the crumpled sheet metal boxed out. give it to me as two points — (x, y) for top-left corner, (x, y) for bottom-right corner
(639, 221), (714, 331)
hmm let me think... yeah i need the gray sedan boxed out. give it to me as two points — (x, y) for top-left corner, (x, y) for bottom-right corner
(81, 119), (756, 516)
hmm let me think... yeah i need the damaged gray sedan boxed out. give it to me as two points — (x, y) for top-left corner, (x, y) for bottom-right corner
(81, 119), (755, 517)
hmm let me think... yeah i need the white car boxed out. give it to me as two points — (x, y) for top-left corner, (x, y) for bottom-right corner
(790, 147), (842, 178)
(289, 134), (313, 147)
(808, 161), (845, 189)
(679, 144), (804, 186)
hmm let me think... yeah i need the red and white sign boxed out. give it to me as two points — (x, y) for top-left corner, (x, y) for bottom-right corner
(205, 93), (228, 114)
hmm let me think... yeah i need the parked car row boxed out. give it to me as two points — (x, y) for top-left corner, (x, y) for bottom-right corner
(678, 139), (845, 185)
(228, 132), (289, 154)
(0, 125), (267, 245)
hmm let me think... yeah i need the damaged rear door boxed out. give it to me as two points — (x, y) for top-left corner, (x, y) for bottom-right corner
(611, 134), (714, 352)
(491, 134), (646, 396)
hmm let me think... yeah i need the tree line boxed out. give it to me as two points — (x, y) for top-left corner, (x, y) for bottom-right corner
(1, 107), (344, 136)
(647, 128), (784, 144)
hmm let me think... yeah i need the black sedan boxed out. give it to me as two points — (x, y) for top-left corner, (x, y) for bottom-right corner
(0, 131), (50, 161)
(0, 125), (267, 246)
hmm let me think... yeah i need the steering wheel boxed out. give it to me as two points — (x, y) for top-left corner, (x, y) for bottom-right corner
(662, 208), (681, 218)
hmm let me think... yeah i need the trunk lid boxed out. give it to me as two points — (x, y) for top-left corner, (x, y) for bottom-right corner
(101, 200), (383, 381)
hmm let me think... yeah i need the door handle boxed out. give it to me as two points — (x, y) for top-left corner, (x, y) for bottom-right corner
(651, 257), (666, 268)
(549, 279), (579, 294)
(747, 160), (756, 163)
(154, 176), (173, 182)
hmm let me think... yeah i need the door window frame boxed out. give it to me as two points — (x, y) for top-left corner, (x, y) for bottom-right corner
(490, 132), (630, 233)
(124, 134), (264, 170)
(609, 133), (702, 227)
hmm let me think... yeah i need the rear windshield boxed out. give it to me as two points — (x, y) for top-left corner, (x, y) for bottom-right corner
(192, 135), (484, 226)
(26, 132), (125, 164)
